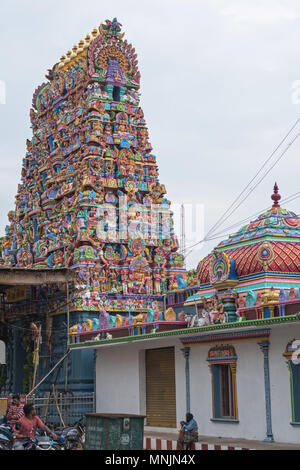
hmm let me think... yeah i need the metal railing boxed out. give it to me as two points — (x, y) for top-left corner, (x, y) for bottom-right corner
(1, 392), (95, 427)
(28, 392), (95, 427)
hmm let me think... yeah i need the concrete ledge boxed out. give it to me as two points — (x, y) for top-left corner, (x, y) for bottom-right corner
(210, 418), (240, 424)
(143, 432), (300, 450)
(143, 437), (250, 451)
(0, 267), (76, 285)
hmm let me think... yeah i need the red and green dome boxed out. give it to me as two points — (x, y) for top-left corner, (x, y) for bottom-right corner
(197, 184), (300, 284)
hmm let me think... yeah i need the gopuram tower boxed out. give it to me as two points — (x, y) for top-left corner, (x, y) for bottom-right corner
(1, 19), (186, 396)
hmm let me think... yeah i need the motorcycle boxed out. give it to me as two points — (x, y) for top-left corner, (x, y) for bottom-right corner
(54, 418), (85, 450)
(0, 412), (8, 425)
(12, 423), (65, 450)
(49, 435), (66, 450)
(0, 434), (12, 450)
(13, 437), (48, 450)
(0, 422), (13, 450)
(12, 434), (65, 451)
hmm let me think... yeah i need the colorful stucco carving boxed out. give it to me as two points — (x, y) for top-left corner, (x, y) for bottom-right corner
(1, 19), (186, 315)
(185, 184), (300, 323)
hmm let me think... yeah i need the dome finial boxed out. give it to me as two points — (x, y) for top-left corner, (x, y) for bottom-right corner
(271, 182), (281, 208)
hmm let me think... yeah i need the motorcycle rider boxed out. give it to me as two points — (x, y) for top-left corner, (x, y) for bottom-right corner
(6, 394), (24, 424)
(13, 403), (57, 445)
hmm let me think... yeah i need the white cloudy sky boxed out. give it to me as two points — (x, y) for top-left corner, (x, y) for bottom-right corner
(1, 0), (300, 269)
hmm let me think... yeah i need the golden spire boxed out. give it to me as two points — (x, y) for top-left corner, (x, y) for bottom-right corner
(58, 54), (66, 70)
(64, 50), (72, 64)
(84, 34), (91, 49)
(78, 39), (85, 53)
(55, 23), (102, 72)
(91, 27), (98, 39)
(71, 45), (78, 59)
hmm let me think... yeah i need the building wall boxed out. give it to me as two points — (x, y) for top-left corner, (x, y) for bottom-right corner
(95, 337), (186, 422)
(189, 339), (266, 441)
(94, 323), (300, 444)
(269, 324), (300, 443)
(96, 343), (142, 415)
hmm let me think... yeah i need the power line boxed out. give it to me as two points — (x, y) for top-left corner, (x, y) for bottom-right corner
(207, 129), (300, 237)
(183, 118), (300, 261)
(205, 117), (300, 240)
(184, 189), (300, 261)
(209, 190), (300, 240)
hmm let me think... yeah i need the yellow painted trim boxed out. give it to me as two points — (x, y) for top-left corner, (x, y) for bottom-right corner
(229, 363), (239, 420)
(208, 364), (215, 418)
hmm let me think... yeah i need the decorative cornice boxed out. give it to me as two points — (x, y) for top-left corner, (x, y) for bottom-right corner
(207, 356), (238, 363)
(69, 315), (300, 349)
(181, 329), (270, 346)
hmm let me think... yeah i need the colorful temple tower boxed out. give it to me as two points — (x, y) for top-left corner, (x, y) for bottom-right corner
(1, 19), (186, 395)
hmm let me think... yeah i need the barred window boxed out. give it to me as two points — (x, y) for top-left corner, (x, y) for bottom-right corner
(219, 364), (234, 419)
(207, 345), (238, 422)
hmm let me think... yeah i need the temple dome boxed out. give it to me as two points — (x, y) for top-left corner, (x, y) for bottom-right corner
(197, 184), (300, 284)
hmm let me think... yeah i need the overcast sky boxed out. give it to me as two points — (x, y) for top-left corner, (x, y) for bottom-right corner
(1, 0), (300, 269)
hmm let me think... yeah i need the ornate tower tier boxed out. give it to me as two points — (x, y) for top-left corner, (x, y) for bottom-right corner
(3, 18), (186, 313)
(0, 19), (186, 397)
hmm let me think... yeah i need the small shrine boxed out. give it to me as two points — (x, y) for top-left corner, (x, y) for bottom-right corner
(185, 184), (300, 323)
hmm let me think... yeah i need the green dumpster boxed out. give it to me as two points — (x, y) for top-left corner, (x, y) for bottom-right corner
(85, 413), (146, 450)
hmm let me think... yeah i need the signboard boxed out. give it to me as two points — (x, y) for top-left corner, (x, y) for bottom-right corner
(0, 398), (7, 416)
(6, 287), (27, 303)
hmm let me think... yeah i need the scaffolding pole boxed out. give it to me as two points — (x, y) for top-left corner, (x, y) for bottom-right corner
(26, 349), (71, 398)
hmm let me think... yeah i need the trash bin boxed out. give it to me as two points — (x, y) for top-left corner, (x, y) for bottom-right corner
(85, 413), (146, 450)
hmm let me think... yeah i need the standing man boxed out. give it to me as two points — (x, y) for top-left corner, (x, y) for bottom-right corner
(6, 394), (24, 424)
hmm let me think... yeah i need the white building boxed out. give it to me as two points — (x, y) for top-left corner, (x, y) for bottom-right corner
(70, 315), (300, 444)
(70, 186), (300, 445)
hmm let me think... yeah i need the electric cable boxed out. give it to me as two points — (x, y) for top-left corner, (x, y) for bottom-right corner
(207, 190), (300, 240)
(184, 189), (300, 261)
(204, 116), (300, 241)
(206, 128), (300, 238)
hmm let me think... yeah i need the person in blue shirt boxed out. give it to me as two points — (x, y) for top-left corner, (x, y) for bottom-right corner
(177, 413), (198, 450)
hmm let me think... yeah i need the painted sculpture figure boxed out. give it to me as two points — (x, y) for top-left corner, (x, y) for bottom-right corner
(184, 184), (300, 324)
(0, 18), (188, 393)
(1, 18), (186, 313)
